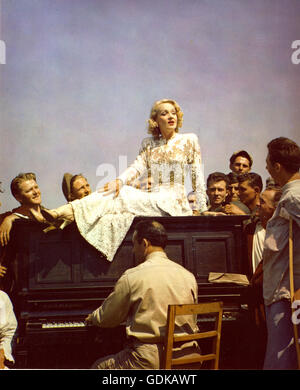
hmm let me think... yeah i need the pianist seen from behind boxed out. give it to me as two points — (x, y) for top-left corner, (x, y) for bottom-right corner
(85, 219), (201, 369)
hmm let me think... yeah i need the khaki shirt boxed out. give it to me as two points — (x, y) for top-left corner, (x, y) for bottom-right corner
(90, 251), (198, 343)
(263, 180), (300, 306)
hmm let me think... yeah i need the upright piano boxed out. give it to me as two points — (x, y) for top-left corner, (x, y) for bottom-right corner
(2, 215), (256, 369)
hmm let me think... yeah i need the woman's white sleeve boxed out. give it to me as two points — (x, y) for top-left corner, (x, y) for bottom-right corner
(118, 139), (148, 185)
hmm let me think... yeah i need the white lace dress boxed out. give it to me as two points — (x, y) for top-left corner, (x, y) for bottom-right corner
(71, 133), (207, 261)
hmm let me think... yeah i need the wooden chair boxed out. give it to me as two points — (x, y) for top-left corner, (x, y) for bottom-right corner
(163, 301), (223, 369)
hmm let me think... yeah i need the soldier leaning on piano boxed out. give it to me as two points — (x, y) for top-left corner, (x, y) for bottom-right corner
(0, 173), (52, 368)
(0, 173), (46, 308)
(0, 172), (93, 302)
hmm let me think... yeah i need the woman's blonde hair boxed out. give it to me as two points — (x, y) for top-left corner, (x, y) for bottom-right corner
(147, 99), (183, 139)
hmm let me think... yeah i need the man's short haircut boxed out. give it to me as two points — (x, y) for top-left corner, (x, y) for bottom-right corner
(230, 150), (253, 167)
(269, 188), (282, 206)
(206, 172), (230, 189)
(265, 176), (277, 189)
(227, 172), (239, 185)
(267, 137), (300, 173)
(10, 172), (37, 198)
(134, 220), (168, 249)
(238, 172), (263, 192)
(187, 190), (196, 197)
(265, 176), (282, 191)
(262, 187), (282, 210)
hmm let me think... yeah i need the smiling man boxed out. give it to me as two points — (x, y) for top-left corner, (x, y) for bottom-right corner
(0, 173), (43, 246)
(62, 173), (92, 202)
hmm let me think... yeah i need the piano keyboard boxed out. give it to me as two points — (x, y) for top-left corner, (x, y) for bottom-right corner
(39, 311), (238, 330)
(42, 321), (86, 329)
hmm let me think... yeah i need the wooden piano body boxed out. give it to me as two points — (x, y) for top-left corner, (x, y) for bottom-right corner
(2, 215), (255, 369)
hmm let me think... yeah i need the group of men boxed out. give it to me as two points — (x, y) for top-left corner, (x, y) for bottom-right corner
(0, 151), (260, 250)
(188, 150), (284, 279)
(202, 138), (300, 370)
(0, 172), (91, 247)
(0, 136), (300, 370)
(189, 149), (267, 218)
(0, 172), (91, 369)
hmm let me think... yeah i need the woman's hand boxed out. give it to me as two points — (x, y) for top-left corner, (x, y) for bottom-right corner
(98, 179), (123, 199)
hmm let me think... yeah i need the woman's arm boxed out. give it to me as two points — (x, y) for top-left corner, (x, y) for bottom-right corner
(118, 138), (150, 186)
(99, 138), (150, 197)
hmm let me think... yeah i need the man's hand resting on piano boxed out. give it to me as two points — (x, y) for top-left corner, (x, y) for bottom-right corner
(85, 314), (93, 326)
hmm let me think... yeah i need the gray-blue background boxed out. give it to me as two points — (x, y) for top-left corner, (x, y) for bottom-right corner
(0, 0), (299, 210)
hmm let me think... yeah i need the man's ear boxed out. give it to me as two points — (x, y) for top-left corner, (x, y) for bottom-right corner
(273, 162), (281, 173)
(143, 238), (149, 248)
